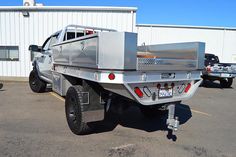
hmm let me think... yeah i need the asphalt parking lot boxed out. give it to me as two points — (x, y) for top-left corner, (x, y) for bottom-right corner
(0, 81), (236, 157)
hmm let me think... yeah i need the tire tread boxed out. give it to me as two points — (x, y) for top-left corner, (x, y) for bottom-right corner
(65, 85), (91, 135)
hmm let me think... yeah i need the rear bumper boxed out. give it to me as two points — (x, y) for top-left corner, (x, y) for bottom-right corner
(102, 78), (202, 106)
(203, 72), (236, 78)
(124, 79), (202, 105)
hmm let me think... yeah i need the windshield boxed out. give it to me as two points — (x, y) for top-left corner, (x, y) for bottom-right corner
(42, 32), (60, 51)
(42, 37), (51, 51)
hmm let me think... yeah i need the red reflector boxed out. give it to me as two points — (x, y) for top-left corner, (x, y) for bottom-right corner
(184, 83), (191, 93)
(134, 87), (143, 98)
(108, 73), (115, 80)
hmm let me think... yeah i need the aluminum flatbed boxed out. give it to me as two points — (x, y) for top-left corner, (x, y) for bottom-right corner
(29, 25), (205, 135)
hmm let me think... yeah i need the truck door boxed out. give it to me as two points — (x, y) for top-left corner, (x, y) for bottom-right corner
(37, 33), (59, 81)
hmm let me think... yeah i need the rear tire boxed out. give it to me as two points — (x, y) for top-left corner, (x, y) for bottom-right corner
(220, 78), (233, 88)
(29, 70), (47, 93)
(200, 79), (207, 87)
(65, 86), (91, 135)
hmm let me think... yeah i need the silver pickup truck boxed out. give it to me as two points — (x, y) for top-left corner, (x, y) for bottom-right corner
(28, 25), (205, 135)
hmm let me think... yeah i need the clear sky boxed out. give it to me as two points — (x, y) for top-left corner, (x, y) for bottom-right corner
(1, 0), (236, 27)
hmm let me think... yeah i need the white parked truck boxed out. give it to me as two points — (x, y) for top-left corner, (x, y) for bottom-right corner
(29, 25), (205, 135)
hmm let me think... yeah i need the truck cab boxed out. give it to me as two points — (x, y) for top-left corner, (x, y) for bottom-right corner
(29, 26), (113, 91)
(29, 31), (61, 89)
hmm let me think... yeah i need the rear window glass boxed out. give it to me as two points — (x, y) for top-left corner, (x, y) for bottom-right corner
(64, 30), (96, 41)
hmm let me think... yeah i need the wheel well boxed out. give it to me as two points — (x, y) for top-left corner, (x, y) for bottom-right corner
(63, 75), (83, 86)
(63, 74), (107, 94)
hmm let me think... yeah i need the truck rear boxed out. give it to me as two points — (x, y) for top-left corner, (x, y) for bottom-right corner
(202, 53), (236, 88)
(29, 25), (205, 135)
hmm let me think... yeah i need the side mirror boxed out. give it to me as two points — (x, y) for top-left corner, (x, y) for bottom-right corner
(29, 45), (41, 52)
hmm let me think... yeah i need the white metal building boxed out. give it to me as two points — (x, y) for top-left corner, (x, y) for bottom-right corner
(1, 2), (236, 80)
(137, 24), (236, 63)
(0, 5), (136, 79)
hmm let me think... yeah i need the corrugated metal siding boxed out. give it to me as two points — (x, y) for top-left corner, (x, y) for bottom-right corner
(0, 9), (135, 77)
(137, 25), (236, 63)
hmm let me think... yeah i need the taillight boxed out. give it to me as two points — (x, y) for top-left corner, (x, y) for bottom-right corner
(108, 73), (115, 80)
(206, 66), (211, 72)
(134, 87), (143, 98)
(184, 83), (191, 93)
(157, 83), (161, 89)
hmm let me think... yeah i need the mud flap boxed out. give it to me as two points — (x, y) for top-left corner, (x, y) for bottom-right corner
(81, 80), (105, 122)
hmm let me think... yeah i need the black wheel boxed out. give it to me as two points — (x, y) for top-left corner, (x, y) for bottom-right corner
(65, 86), (91, 135)
(0, 83), (3, 89)
(140, 105), (167, 119)
(29, 70), (47, 93)
(200, 79), (207, 87)
(220, 78), (233, 88)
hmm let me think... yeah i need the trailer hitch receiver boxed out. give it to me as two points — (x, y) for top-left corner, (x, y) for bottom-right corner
(166, 104), (179, 131)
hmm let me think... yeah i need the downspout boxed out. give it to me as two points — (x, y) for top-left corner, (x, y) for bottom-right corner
(131, 10), (135, 32)
(150, 25), (153, 45)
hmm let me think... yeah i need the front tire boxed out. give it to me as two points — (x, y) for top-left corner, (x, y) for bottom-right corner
(220, 78), (233, 88)
(65, 86), (91, 135)
(29, 70), (47, 93)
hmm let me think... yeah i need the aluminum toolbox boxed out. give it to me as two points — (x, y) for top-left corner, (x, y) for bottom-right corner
(137, 42), (205, 71)
(52, 32), (137, 70)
